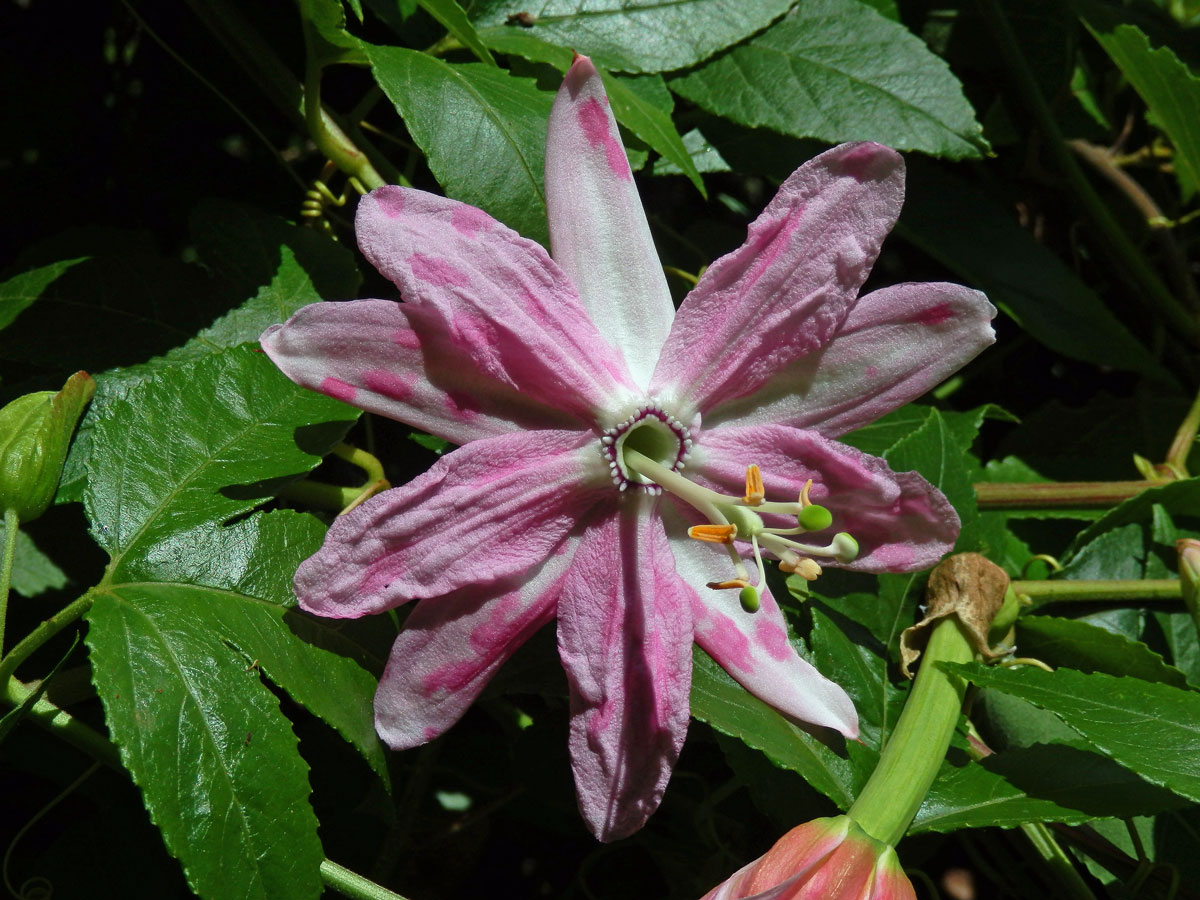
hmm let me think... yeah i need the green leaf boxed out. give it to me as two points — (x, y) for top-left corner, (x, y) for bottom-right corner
(81, 348), (385, 899)
(2, 524), (68, 597)
(914, 742), (1183, 832)
(0, 257), (88, 333)
(419, 0), (496, 64)
(652, 128), (731, 176)
(1017, 615), (1189, 687)
(366, 47), (552, 245)
(841, 404), (932, 458)
(1066, 478), (1200, 559)
(945, 662), (1200, 804)
(689, 645), (862, 810)
(88, 582), (326, 900)
(1154, 610), (1200, 686)
(668, 0), (987, 159)
(298, 0), (367, 64)
(898, 160), (1171, 383)
(474, 0), (795, 74)
(1058, 522), (1146, 581)
(1081, 18), (1200, 200)
(604, 74), (705, 195)
(883, 407), (979, 553)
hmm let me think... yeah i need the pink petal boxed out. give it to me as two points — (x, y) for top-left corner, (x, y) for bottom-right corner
(545, 55), (675, 390)
(354, 186), (637, 418)
(663, 504), (858, 738)
(373, 542), (574, 749)
(691, 425), (958, 573)
(651, 143), (905, 420)
(261, 299), (588, 444)
(556, 497), (694, 841)
(294, 429), (610, 616)
(703, 283), (996, 435)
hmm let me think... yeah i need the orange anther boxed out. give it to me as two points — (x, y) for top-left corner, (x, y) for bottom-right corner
(706, 579), (751, 590)
(688, 524), (737, 544)
(743, 464), (765, 506)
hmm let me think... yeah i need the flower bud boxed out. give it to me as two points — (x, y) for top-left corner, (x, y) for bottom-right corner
(700, 816), (915, 900)
(0, 371), (95, 522)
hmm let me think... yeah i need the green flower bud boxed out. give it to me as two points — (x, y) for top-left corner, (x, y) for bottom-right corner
(797, 503), (833, 531)
(0, 371), (95, 522)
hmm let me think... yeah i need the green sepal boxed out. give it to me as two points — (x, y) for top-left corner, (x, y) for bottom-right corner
(0, 371), (95, 521)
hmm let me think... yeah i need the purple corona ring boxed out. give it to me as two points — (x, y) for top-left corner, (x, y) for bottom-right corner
(261, 55), (995, 842)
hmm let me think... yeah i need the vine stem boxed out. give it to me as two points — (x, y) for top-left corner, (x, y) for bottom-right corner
(980, 0), (1200, 348)
(974, 480), (1172, 509)
(0, 508), (19, 656)
(0, 592), (94, 690)
(1011, 579), (1181, 603)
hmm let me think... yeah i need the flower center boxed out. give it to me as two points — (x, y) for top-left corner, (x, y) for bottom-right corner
(599, 403), (692, 492)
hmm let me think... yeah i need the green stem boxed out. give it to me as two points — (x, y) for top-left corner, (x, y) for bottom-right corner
(1021, 822), (1100, 900)
(1166, 386), (1200, 476)
(974, 480), (1172, 510)
(0, 592), (94, 689)
(280, 479), (362, 512)
(302, 22), (385, 190)
(848, 616), (974, 846)
(1011, 578), (1181, 604)
(979, 0), (1200, 348)
(320, 860), (410, 900)
(0, 508), (17, 655)
(4, 678), (121, 767)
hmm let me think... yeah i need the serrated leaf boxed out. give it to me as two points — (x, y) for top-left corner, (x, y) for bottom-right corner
(1066, 478), (1200, 559)
(689, 645), (863, 809)
(883, 407), (979, 553)
(1018, 615), (1189, 687)
(81, 348), (385, 898)
(668, 0), (987, 159)
(914, 741), (1184, 832)
(88, 584), (325, 900)
(366, 47), (552, 245)
(1057, 522), (1146, 582)
(1082, 18), (1200, 199)
(419, 0), (495, 64)
(1154, 610), (1200, 686)
(298, 0), (367, 63)
(0, 257), (88, 333)
(899, 160), (1170, 382)
(945, 662), (1200, 804)
(474, 0), (795, 74)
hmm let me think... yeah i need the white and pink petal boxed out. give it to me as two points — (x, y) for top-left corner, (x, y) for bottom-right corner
(294, 429), (611, 617)
(355, 186), (637, 420)
(703, 282), (997, 436)
(651, 143), (906, 420)
(545, 55), (675, 390)
(556, 496), (695, 841)
(373, 540), (575, 749)
(261, 299), (585, 444)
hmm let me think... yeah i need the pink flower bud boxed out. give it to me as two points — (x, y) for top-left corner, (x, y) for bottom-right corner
(700, 816), (915, 900)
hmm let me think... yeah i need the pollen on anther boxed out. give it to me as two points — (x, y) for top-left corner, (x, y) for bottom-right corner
(743, 464), (765, 506)
(689, 524), (737, 544)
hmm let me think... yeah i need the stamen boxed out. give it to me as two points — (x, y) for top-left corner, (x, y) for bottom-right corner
(689, 524), (737, 544)
(743, 464), (764, 506)
(707, 578), (751, 590)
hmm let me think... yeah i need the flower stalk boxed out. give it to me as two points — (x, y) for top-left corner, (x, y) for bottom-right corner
(847, 613), (975, 845)
(973, 480), (1172, 510)
(0, 508), (18, 656)
(1010, 578), (1181, 605)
